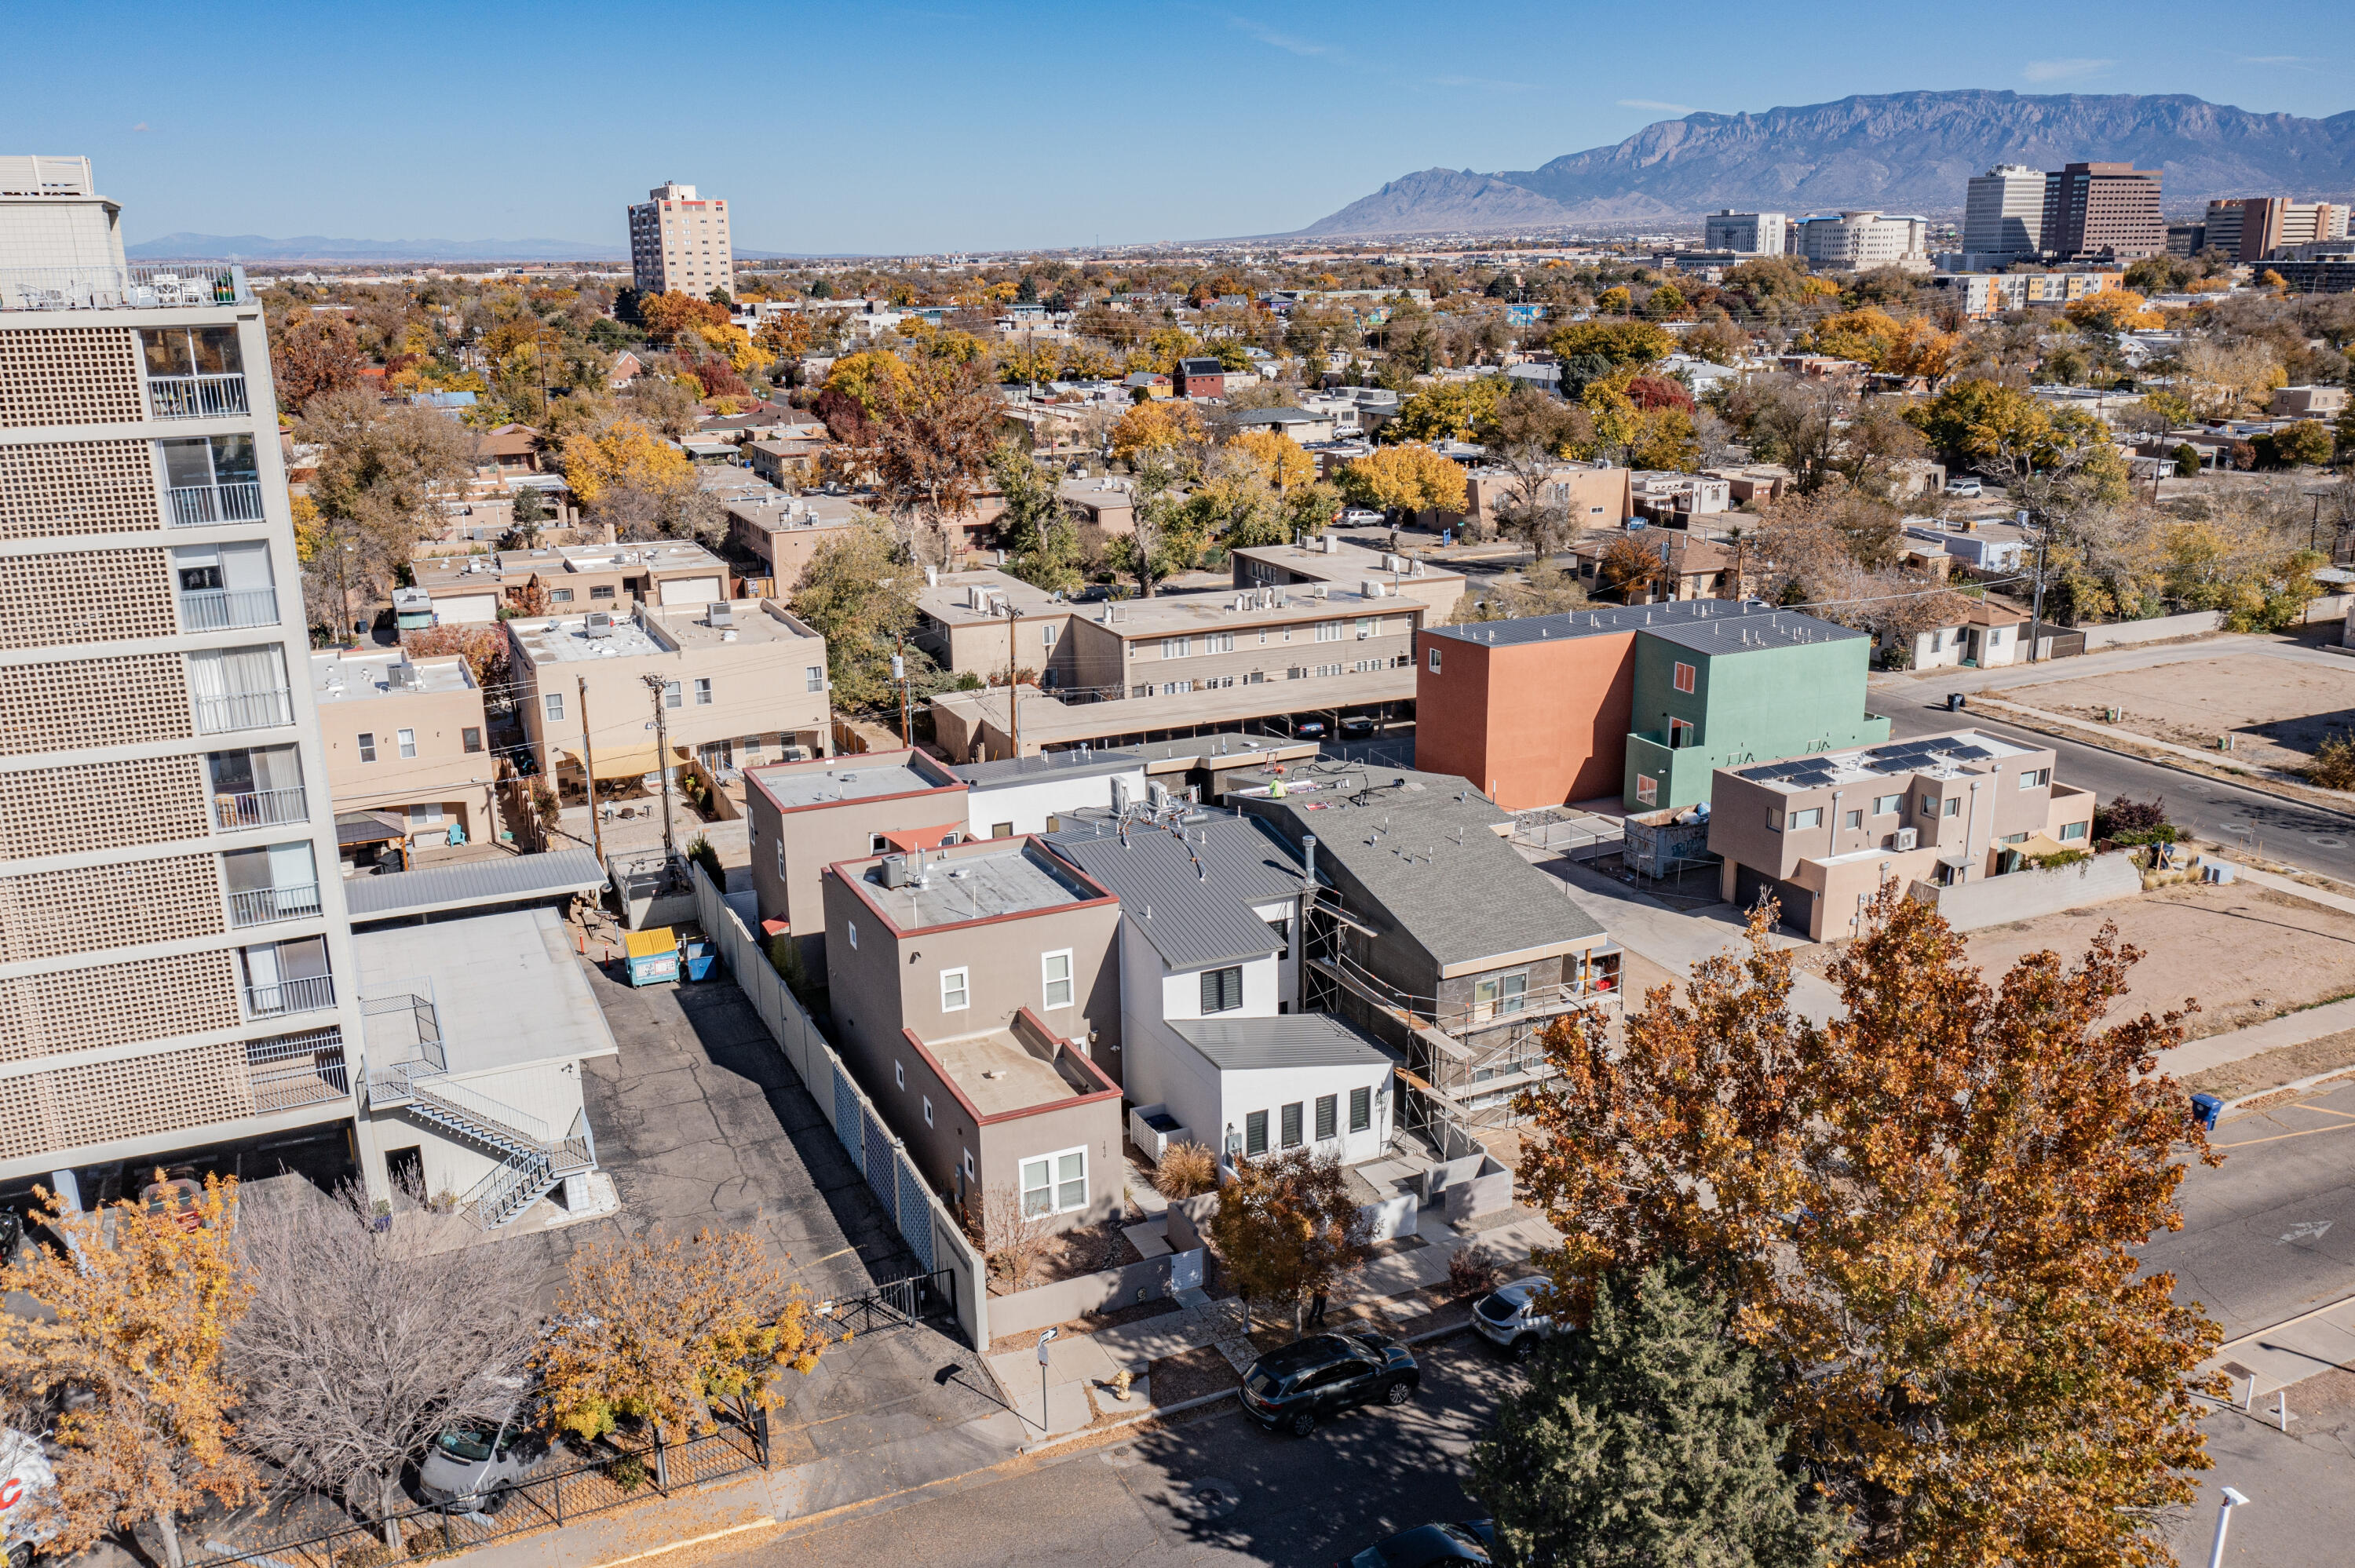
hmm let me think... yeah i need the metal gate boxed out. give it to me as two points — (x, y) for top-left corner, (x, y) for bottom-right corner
(827, 1269), (956, 1337)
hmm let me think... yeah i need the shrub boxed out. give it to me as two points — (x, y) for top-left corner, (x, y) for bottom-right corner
(2092, 795), (2172, 841)
(2309, 732), (2355, 792)
(1447, 1242), (1503, 1300)
(683, 832), (724, 886)
(1152, 1140), (1219, 1198)
(2172, 443), (2201, 477)
(2024, 848), (2090, 870)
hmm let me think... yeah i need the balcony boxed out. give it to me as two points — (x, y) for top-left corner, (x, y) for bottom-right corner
(167, 481), (266, 527)
(246, 972), (335, 1018)
(245, 1027), (350, 1114)
(148, 374), (250, 421)
(228, 882), (322, 928)
(180, 587), (279, 634)
(0, 262), (252, 314)
(193, 688), (294, 735)
(212, 786), (308, 831)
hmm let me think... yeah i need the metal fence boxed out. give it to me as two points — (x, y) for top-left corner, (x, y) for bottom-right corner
(187, 1401), (769, 1568)
(688, 865), (989, 1351)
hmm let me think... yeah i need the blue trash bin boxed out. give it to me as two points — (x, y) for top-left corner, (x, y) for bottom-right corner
(682, 940), (715, 981)
(2191, 1092), (2224, 1132)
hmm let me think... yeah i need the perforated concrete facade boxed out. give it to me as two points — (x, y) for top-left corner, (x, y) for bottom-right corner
(0, 439), (161, 538)
(0, 753), (206, 860)
(0, 545), (175, 649)
(0, 326), (143, 427)
(0, 651), (190, 752)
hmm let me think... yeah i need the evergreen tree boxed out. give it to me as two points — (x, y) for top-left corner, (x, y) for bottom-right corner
(1472, 1262), (1839, 1568)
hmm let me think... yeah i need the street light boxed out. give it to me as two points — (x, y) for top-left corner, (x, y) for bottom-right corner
(2204, 1485), (2248, 1568)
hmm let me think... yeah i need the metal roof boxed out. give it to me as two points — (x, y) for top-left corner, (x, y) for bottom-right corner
(1429, 597), (1766, 649)
(1240, 764), (1606, 972)
(1169, 1012), (1397, 1074)
(1042, 811), (1305, 969)
(343, 848), (605, 923)
(952, 748), (1147, 788)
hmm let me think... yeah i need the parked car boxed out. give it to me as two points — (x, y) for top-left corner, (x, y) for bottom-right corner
(1239, 1332), (1418, 1436)
(0, 1428), (57, 1568)
(1338, 715), (1378, 739)
(1340, 1520), (1496, 1567)
(1472, 1274), (1560, 1361)
(1342, 508), (1385, 527)
(416, 1387), (542, 1514)
(1944, 478), (1982, 496)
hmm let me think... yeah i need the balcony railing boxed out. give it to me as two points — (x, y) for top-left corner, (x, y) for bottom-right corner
(228, 883), (322, 928)
(148, 374), (250, 420)
(0, 262), (252, 313)
(213, 786), (308, 830)
(168, 481), (266, 527)
(193, 687), (294, 735)
(246, 973), (335, 1019)
(245, 1027), (349, 1114)
(180, 587), (279, 634)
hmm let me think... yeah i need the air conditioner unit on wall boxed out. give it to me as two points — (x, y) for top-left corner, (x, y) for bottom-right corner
(1893, 828), (1919, 851)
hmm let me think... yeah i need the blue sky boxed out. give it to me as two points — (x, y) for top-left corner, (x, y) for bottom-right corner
(9, 1), (2350, 254)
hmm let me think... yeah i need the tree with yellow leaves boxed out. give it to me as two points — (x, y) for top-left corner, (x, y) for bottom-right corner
(537, 1227), (836, 1452)
(560, 418), (692, 508)
(1517, 892), (2218, 1564)
(0, 1178), (254, 1568)
(1338, 443), (1466, 520)
(1229, 428), (1315, 490)
(757, 312), (812, 360)
(691, 319), (771, 376)
(1110, 399), (1206, 464)
(637, 290), (729, 345)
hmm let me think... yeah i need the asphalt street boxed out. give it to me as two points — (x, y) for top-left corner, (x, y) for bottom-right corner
(2143, 1078), (2355, 1342)
(727, 1336), (1517, 1568)
(1877, 684), (2355, 885)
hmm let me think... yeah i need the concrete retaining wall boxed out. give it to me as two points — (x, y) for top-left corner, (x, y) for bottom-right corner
(1444, 1161), (1514, 1223)
(1906, 851), (2141, 932)
(2078, 611), (2223, 651)
(1167, 1191), (1219, 1254)
(988, 1248), (1207, 1339)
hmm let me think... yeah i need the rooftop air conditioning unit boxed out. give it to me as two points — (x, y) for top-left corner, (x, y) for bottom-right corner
(707, 600), (735, 628)
(584, 611), (615, 638)
(1893, 828), (1919, 851)
(880, 854), (910, 888)
(1312, 584), (1329, 599)
(1147, 780), (1170, 809)
(1360, 579), (1386, 598)
(388, 662), (422, 690)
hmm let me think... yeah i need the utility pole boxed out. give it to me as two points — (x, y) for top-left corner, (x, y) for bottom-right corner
(641, 673), (677, 872)
(2022, 505), (2050, 664)
(578, 676), (603, 867)
(1002, 600), (1022, 760)
(893, 633), (911, 747)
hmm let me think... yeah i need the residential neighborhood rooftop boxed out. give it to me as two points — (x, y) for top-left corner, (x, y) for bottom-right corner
(926, 1025), (1084, 1117)
(1732, 729), (2039, 793)
(917, 569), (1072, 625)
(509, 614), (667, 662)
(1429, 598), (1832, 651)
(311, 650), (473, 701)
(1042, 811), (1305, 968)
(1170, 1012), (1399, 1074)
(951, 747), (1145, 787)
(842, 841), (1106, 932)
(751, 752), (957, 811)
(411, 540), (725, 589)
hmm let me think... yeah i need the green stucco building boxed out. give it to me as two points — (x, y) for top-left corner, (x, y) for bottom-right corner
(1622, 612), (1889, 811)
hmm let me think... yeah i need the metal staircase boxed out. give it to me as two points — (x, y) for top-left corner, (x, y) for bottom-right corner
(360, 993), (594, 1229)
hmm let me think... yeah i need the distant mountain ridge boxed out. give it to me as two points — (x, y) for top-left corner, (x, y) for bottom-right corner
(1300, 89), (2355, 236)
(127, 233), (628, 263)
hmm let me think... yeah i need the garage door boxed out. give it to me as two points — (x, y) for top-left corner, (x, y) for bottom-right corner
(658, 576), (722, 607)
(1732, 864), (1813, 935)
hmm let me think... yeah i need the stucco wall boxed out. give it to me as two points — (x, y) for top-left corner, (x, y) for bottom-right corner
(965, 767), (1148, 838)
(1413, 626), (1641, 811)
(1906, 851), (2141, 930)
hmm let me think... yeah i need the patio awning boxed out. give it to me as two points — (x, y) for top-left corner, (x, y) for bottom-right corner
(555, 743), (666, 781)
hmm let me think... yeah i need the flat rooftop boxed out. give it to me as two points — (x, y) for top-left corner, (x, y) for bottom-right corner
(1232, 539), (1464, 586)
(918, 569), (1072, 625)
(752, 753), (955, 811)
(725, 490), (864, 536)
(510, 614), (666, 663)
(641, 600), (820, 649)
(1430, 599), (1861, 655)
(927, 1026), (1076, 1117)
(933, 666), (1417, 749)
(312, 651), (473, 702)
(847, 841), (1101, 932)
(353, 907), (619, 1078)
(1733, 729), (2039, 793)
(951, 747), (1145, 788)
(1073, 583), (1415, 636)
(412, 541), (726, 589)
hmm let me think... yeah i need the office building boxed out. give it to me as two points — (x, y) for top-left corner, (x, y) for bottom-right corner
(626, 181), (734, 298)
(0, 155), (373, 1195)
(2203, 198), (2350, 263)
(1703, 210), (1787, 256)
(1795, 211), (1931, 271)
(1961, 164), (2046, 261)
(2039, 163), (2163, 261)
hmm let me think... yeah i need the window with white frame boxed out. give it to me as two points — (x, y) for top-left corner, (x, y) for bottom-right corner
(846, 920), (857, 950)
(396, 727), (416, 759)
(1316, 621), (1342, 642)
(663, 681), (682, 709)
(1349, 1085), (1372, 1132)
(1874, 793), (1901, 815)
(544, 693), (564, 723)
(2018, 768), (2050, 789)
(1042, 950), (1073, 1008)
(805, 665), (824, 692)
(1635, 774), (1657, 805)
(940, 967), (969, 1011)
(694, 677), (713, 706)
(1207, 632), (1235, 653)
(776, 837), (786, 875)
(1020, 1147), (1087, 1217)
(357, 731), (376, 764)
(1788, 808), (1822, 830)
(2060, 821), (2087, 841)
(1041, 623), (1057, 647)
(1428, 646), (1442, 673)
(1162, 636), (1190, 658)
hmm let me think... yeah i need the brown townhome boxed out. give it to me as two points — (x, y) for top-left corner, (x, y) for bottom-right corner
(310, 649), (493, 864)
(411, 542), (733, 625)
(745, 749), (970, 970)
(821, 837), (1124, 1227)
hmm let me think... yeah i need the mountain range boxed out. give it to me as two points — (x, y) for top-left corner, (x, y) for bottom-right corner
(1299, 90), (2355, 236)
(125, 234), (808, 264)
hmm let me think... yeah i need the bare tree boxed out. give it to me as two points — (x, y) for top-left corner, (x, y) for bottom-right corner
(228, 1176), (539, 1547)
(972, 1183), (1054, 1292)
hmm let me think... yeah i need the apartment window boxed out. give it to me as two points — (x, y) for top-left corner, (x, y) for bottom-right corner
(590, 585), (616, 600)
(1788, 808), (1822, 831)
(2060, 821), (2087, 841)
(1042, 950), (1073, 1008)
(1356, 617), (1374, 639)
(1874, 793), (1901, 815)
(1162, 636), (1190, 658)
(1245, 1110), (1269, 1157)
(1041, 623), (1058, 647)
(1207, 633), (1236, 653)
(894, 1059), (905, 1090)
(356, 732), (376, 764)
(1132, 684), (1152, 698)
(1673, 661), (1696, 694)
(1280, 1102), (1304, 1149)
(1201, 965), (1243, 1014)
(1667, 718), (1695, 749)
(1766, 808), (1784, 830)
(1316, 621), (1342, 641)
(1474, 969), (1528, 1019)
(923, 1096), (933, 1127)
(549, 588), (575, 603)
(545, 693), (564, 723)
(462, 727), (483, 753)
(1919, 793), (1939, 816)
(1020, 1148), (1088, 1218)
(940, 968), (969, 1012)
(1845, 810), (1863, 830)
(1265, 916), (1291, 960)
(1314, 1093), (1338, 1141)
(806, 665), (824, 693)
(1161, 681), (1188, 696)
(396, 728), (416, 760)
(694, 677), (713, 706)
(846, 920), (857, 950)
(1349, 1085), (1372, 1132)
(1429, 647), (1442, 673)
(663, 681), (682, 709)
(1943, 797), (1960, 818)
(2018, 768), (2050, 789)
(1636, 774), (1658, 805)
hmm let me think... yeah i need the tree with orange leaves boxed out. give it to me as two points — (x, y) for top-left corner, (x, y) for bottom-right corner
(1513, 889), (2218, 1563)
(637, 290), (730, 345)
(0, 1176), (254, 1568)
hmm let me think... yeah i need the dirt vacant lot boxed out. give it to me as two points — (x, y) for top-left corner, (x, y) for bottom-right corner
(1953, 882), (2355, 1038)
(2005, 652), (2355, 772)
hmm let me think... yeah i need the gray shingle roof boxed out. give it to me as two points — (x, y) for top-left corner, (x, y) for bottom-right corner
(1243, 764), (1605, 970)
(1041, 812), (1304, 969)
(343, 848), (605, 923)
(1170, 1012), (1397, 1073)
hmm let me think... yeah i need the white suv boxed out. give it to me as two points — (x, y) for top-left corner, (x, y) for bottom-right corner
(1471, 1275), (1560, 1361)
(1944, 478), (1982, 497)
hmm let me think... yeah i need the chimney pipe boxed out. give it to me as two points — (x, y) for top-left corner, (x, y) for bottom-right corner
(1303, 833), (1318, 886)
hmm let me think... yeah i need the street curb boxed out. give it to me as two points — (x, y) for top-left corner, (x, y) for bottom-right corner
(2221, 1065), (2355, 1117)
(1013, 1318), (1479, 1457)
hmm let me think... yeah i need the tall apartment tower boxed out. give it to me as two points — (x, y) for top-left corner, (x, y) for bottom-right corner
(1702, 210), (1787, 256)
(0, 156), (374, 1205)
(1961, 164), (2046, 259)
(2204, 197), (2350, 262)
(626, 181), (734, 297)
(2039, 162), (2163, 261)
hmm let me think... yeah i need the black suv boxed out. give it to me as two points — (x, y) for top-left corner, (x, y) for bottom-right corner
(1239, 1332), (1418, 1436)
